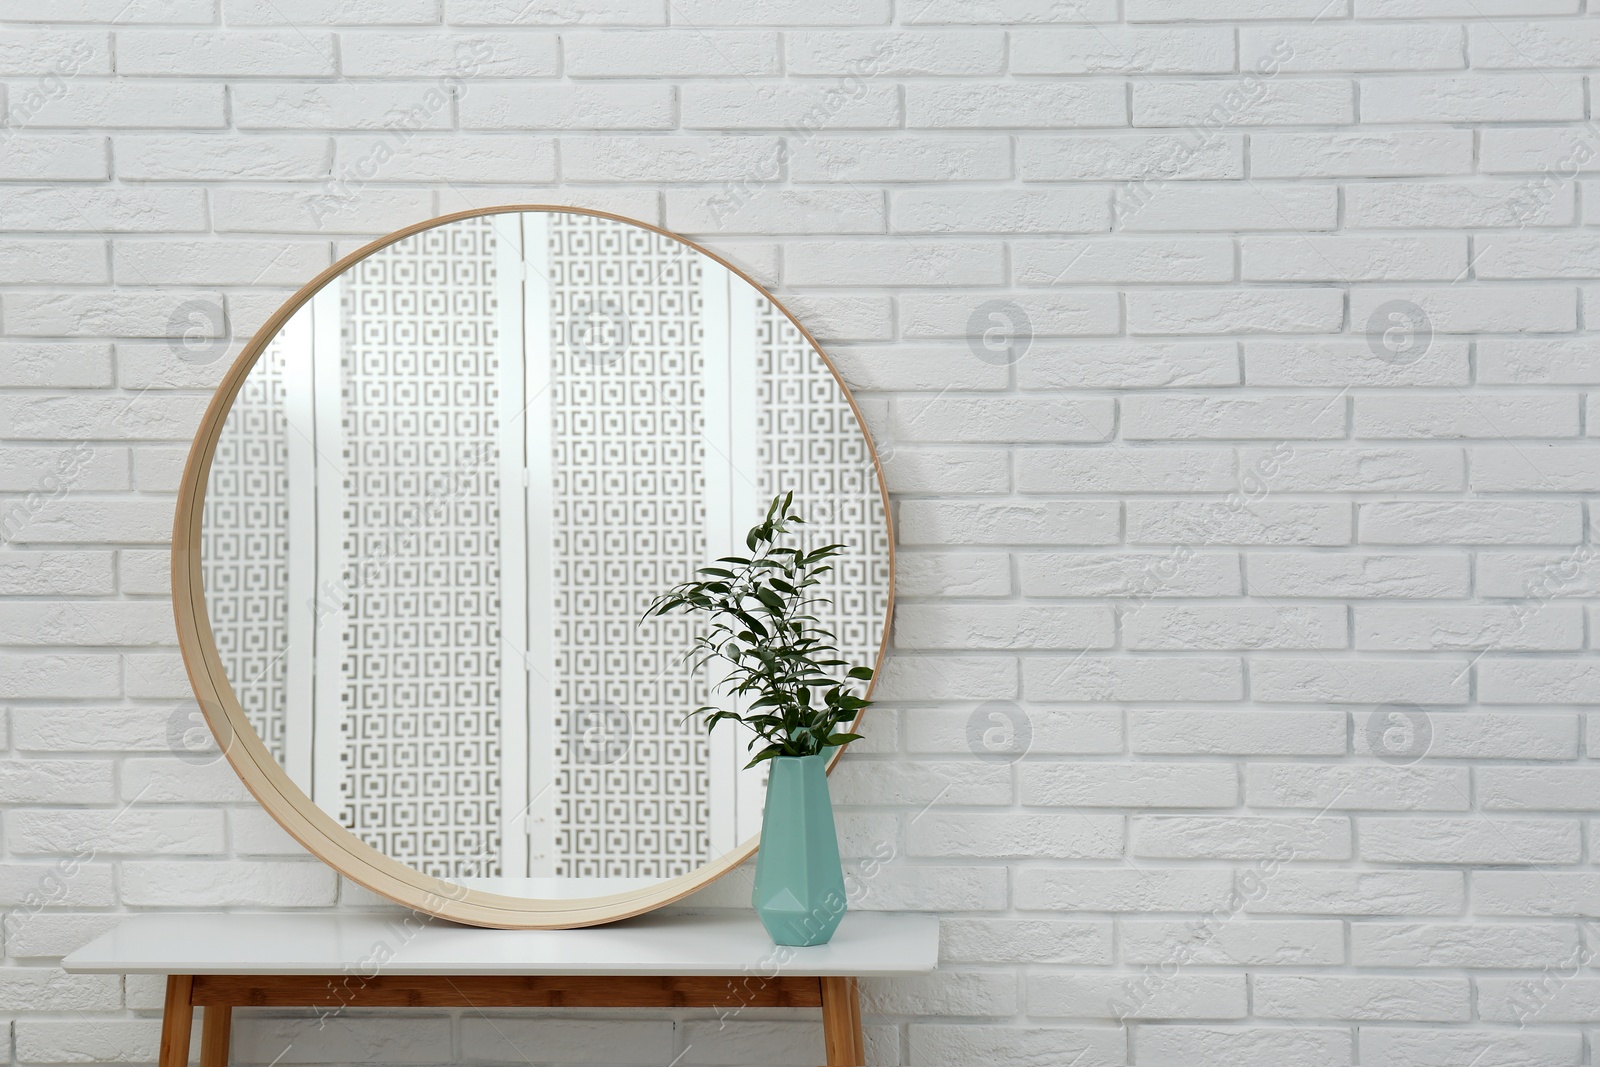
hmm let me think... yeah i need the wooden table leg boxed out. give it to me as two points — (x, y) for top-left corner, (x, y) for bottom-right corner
(200, 1004), (232, 1067)
(819, 976), (864, 1066)
(159, 975), (194, 1067)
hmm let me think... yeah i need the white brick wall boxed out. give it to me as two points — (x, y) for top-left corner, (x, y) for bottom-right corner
(2, 0), (1599, 1064)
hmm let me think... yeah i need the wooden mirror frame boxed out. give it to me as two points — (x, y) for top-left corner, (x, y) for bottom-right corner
(171, 205), (895, 929)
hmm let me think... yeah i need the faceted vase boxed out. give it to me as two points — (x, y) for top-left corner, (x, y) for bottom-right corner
(751, 753), (847, 947)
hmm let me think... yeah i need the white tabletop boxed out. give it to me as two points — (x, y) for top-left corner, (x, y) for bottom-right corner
(62, 910), (938, 979)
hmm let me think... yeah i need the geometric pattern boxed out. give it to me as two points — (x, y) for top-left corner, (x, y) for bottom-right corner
(546, 212), (713, 879)
(335, 216), (505, 881)
(202, 332), (291, 765)
(757, 302), (892, 678)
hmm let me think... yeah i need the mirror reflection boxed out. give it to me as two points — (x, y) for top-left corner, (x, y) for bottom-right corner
(198, 209), (889, 899)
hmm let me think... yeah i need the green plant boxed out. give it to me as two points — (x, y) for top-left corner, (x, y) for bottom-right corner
(643, 492), (874, 767)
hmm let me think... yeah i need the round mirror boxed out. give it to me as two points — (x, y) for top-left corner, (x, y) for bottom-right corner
(173, 207), (892, 928)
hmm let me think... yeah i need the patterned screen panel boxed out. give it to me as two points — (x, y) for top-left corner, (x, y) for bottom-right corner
(545, 212), (713, 879)
(202, 332), (290, 765)
(336, 216), (506, 880)
(756, 303), (891, 676)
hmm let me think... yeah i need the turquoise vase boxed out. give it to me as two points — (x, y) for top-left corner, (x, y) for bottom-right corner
(752, 753), (847, 947)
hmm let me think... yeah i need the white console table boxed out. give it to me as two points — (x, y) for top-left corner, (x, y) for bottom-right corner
(64, 911), (938, 1067)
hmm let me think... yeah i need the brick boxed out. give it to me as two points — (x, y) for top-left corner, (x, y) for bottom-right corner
(1360, 501), (1581, 545)
(683, 82), (897, 129)
(1356, 603), (1580, 651)
(785, 31), (1005, 76)
(1127, 288), (1343, 335)
(463, 82), (675, 130)
(1360, 816), (1579, 865)
(1134, 815), (1350, 860)
(1248, 870), (1464, 915)
(1126, 499), (1352, 547)
(1122, 395), (1345, 439)
(1020, 763), (1237, 808)
(1, 0), (212, 19)
(1352, 711), (1577, 761)
(1480, 340), (1600, 384)
(119, 861), (337, 907)
(1251, 657), (1469, 704)
(1015, 868), (1235, 912)
(1015, 237), (1234, 285)
(1362, 74), (1582, 123)
(891, 188), (1109, 235)
(908, 813), (1123, 859)
(1024, 656), (1245, 702)
(1123, 182), (1337, 232)
(864, 972), (1017, 1017)
(1030, 973), (1246, 1020)
(1122, 921), (1344, 966)
(1244, 340), (1470, 387)
(1480, 767), (1600, 810)
(226, 0), (441, 22)
(893, 397), (1113, 444)
(115, 134), (331, 181)
(116, 31), (337, 76)
(1016, 447), (1235, 494)
(905, 706), (1123, 756)
(906, 82), (1125, 128)
(332, 134), (554, 182)
(1021, 133), (1243, 181)
(0, 602), (174, 646)
(561, 135), (781, 182)
(1254, 976), (1468, 1022)
(1136, 1026), (1352, 1067)
(1346, 180), (1574, 228)
(1252, 130), (1473, 178)
(1350, 287), (1577, 335)
(1130, 0), (1352, 18)
(668, 0), (887, 22)
(1124, 604), (1345, 650)
(25, 83), (224, 128)
(1012, 26), (1234, 74)
(445, 0), (664, 22)
(1130, 710), (1346, 756)
(1479, 978), (1600, 1023)
(871, 655), (1017, 701)
(895, 552), (1010, 598)
(1481, 126), (1600, 175)
(790, 136), (1011, 183)
(340, 31), (557, 76)
(898, 291), (1119, 337)
(1480, 657), (1600, 705)
(899, 500), (1118, 546)
(0, 187), (206, 232)
(9, 808), (225, 855)
(894, 604), (1113, 651)
(0, 137), (108, 181)
(1133, 80), (1354, 127)
(1470, 20), (1600, 69)
(902, 0), (1118, 20)
(880, 449), (1009, 493)
(941, 919), (1112, 964)
(1241, 446), (1464, 492)
(1020, 550), (1242, 598)
(1246, 552), (1469, 598)
(1475, 873), (1600, 917)
(1358, 1029), (1581, 1067)
(1242, 234), (1466, 281)
(1241, 23), (1463, 71)
(1351, 922), (1579, 968)
(1247, 763), (1469, 810)
(910, 1025), (1123, 1067)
